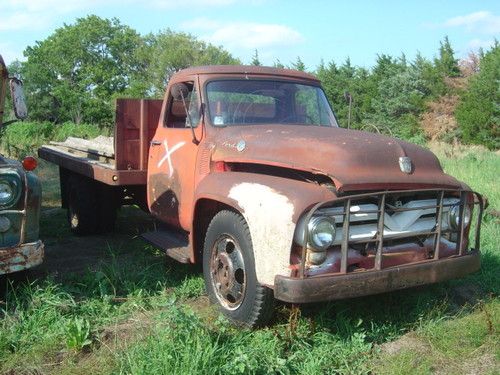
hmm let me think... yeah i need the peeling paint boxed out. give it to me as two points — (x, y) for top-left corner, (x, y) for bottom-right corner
(229, 183), (295, 286)
(0, 240), (44, 275)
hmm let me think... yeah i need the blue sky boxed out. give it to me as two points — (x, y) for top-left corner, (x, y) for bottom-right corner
(1, 0), (499, 70)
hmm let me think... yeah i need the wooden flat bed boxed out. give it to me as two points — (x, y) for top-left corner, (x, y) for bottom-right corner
(38, 99), (163, 186)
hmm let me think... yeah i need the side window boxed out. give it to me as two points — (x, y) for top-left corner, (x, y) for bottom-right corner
(165, 81), (201, 128)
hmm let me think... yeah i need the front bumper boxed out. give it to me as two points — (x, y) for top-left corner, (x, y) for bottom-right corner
(274, 251), (480, 303)
(0, 240), (44, 275)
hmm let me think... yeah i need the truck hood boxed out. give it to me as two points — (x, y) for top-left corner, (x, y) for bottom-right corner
(0, 155), (21, 168)
(211, 125), (462, 192)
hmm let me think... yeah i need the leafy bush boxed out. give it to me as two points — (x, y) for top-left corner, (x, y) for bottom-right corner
(65, 318), (92, 351)
(456, 42), (499, 150)
(0, 121), (106, 157)
(315, 38), (460, 145)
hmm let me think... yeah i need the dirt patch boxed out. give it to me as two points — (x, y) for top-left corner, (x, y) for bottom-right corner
(99, 311), (154, 347)
(379, 332), (431, 356)
(44, 312), (156, 375)
(433, 351), (499, 375)
(450, 353), (498, 375)
(184, 295), (219, 324)
(448, 284), (485, 308)
(32, 206), (156, 280)
(379, 324), (499, 375)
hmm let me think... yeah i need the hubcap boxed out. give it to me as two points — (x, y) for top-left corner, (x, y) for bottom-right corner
(70, 212), (79, 228)
(210, 234), (246, 310)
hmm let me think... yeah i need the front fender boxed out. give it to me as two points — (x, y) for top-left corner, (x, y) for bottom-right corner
(194, 172), (336, 286)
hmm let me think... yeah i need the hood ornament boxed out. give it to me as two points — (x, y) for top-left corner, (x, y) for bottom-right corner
(399, 156), (413, 174)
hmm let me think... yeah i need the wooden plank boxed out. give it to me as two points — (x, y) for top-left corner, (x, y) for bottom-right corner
(114, 98), (163, 171)
(50, 136), (114, 158)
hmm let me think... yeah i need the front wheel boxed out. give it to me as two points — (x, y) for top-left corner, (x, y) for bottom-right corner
(203, 210), (274, 327)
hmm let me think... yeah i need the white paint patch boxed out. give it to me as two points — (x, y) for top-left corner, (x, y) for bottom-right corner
(229, 183), (295, 286)
(157, 140), (186, 177)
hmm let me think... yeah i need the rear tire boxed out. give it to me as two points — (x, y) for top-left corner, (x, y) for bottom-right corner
(67, 175), (99, 235)
(203, 210), (274, 327)
(98, 184), (119, 233)
(66, 174), (119, 235)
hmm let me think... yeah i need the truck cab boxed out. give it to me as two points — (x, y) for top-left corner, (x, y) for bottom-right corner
(0, 55), (44, 276)
(39, 66), (483, 327)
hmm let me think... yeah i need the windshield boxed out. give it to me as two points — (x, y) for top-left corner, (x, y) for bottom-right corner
(206, 80), (338, 127)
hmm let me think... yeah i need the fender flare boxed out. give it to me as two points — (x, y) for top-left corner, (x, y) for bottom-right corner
(193, 172), (336, 286)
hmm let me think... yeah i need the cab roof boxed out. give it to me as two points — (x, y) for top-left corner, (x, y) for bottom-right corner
(173, 65), (320, 82)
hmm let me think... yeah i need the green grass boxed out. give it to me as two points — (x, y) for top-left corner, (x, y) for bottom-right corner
(0, 142), (498, 374)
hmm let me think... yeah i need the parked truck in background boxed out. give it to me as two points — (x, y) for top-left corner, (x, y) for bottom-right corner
(0, 54), (43, 276)
(39, 66), (484, 327)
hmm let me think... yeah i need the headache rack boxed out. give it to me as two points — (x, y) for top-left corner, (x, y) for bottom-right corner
(298, 188), (484, 278)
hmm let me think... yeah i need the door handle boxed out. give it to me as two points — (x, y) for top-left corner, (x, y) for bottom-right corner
(150, 140), (162, 146)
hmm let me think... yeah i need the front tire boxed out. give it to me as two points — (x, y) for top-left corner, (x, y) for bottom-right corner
(203, 210), (274, 327)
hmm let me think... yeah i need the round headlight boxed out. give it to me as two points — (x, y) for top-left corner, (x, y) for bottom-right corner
(308, 216), (336, 251)
(449, 204), (471, 230)
(0, 181), (14, 204)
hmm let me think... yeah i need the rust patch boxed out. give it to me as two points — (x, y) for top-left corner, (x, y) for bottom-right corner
(0, 240), (44, 275)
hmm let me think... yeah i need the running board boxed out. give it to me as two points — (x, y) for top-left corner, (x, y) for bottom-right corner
(142, 229), (191, 263)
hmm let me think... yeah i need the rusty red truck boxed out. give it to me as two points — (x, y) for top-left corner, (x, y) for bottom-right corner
(38, 66), (484, 326)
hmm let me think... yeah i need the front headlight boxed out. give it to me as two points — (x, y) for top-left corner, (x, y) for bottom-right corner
(308, 216), (336, 251)
(448, 203), (471, 230)
(0, 181), (14, 203)
(0, 173), (22, 208)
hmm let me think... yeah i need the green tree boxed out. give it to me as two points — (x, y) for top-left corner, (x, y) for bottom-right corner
(134, 29), (239, 97)
(21, 15), (143, 125)
(273, 59), (285, 69)
(291, 56), (306, 71)
(251, 50), (261, 66)
(456, 42), (499, 149)
(316, 58), (377, 129)
(412, 51), (445, 97)
(434, 36), (461, 78)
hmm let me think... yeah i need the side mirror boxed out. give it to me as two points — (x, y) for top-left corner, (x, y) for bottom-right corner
(171, 83), (189, 101)
(9, 78), (27, 119)
(170, 82), (200, 145)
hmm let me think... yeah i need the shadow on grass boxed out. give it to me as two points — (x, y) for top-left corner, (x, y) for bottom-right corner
(1, 205), (202, 310)
(285, 248), (499, 344)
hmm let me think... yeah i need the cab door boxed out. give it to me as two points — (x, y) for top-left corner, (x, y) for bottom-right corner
(147, 78), (203, 230)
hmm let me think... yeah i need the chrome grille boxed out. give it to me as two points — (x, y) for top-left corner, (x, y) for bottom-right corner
(298, 189), (484, 277)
